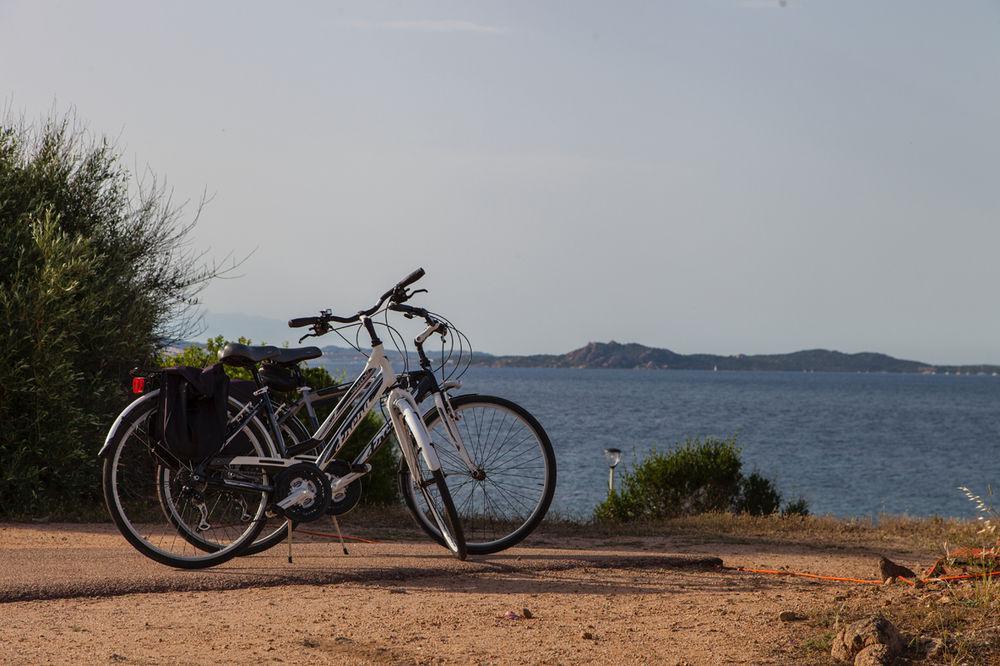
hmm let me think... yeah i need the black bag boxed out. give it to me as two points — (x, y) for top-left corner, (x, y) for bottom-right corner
(259, 362), (305, 392)
(158, 364), (230, 462)
(228, 379), (256, 404)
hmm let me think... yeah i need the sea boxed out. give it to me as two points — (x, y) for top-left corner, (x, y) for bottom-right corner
(318, 360), (1000, 520)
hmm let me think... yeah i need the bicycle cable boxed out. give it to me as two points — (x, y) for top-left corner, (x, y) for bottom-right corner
(382, 308), (409, 374)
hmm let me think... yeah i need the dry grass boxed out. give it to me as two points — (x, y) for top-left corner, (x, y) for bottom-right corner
(537, 512), (985, 554)
(790, 579), (1000, 664)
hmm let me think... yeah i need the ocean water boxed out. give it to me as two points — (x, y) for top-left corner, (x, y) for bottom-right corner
(320, 362), (1000, 519)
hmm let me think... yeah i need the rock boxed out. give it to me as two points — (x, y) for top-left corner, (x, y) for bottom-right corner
(854, 644), (891, 666)
(924, 637), (946, 660)
(581, 631), (594, 640)
(830, 614), (903, 664)
(878, 556), (916, 583)
(503, 611), (520, 621)
(522, 608), (533, 619)
(778, 611), (805, 622)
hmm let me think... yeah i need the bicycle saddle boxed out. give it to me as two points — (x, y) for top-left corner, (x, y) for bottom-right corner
(217, 343), (281, 366)
(270, 346), (322, 365)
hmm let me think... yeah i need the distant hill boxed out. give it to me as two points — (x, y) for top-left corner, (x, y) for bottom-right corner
(470, 341), (1000, 375)
(170, 338), (1000, 375)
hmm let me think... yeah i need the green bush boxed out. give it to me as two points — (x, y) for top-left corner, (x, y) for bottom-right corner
(160, 337), (399, 505)
(594, 436), (807, 522)
(736, 472), (782, 516)
(782, 497), (811, 517)
(0, 117), (220, 519)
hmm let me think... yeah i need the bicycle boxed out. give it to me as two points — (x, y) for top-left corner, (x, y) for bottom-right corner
(241, 294), (558, 556)
(101, 269), (466, 568)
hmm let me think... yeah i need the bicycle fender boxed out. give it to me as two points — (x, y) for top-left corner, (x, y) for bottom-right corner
(98, 390), (159, 458)
(396, 399), (441, 473)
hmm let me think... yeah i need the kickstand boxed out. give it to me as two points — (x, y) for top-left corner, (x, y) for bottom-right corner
(286, 519), (293, 564)
(331, 515), (349, 555)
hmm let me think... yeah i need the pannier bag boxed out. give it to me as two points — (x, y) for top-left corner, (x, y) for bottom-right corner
(158, 364), (230, 462)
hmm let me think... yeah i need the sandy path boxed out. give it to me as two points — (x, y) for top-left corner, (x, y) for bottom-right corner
(0, 524), (926, 664)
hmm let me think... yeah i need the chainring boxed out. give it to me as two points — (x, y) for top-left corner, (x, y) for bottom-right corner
(272, 462), (332, 522)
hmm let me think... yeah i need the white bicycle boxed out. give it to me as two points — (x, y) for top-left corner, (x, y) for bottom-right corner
(101, 269), (469, 568)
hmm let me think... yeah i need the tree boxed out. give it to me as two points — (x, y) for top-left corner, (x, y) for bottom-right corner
(0, 116), (226, 518)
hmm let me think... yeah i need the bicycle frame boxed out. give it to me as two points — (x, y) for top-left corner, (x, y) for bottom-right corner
(214, 317), (463, 501)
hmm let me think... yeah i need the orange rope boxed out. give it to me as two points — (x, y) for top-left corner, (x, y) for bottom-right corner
(731, 567), (885, 585)
(729, 543), (1000, 587)
(730, 566), (1000, 586)
(934, 570), (1000, 583)
(294, 529), (379, 544)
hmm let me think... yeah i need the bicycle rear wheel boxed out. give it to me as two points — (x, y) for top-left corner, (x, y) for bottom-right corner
(239, 416), (313, 556)
(401, 395), (556, 554)
(102, 393), (271, 569)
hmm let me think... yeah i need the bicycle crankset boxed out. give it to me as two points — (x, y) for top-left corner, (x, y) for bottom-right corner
(328, 477), (362, 516)
(322, 459), (364, 516)
(272, 462), (332, 522)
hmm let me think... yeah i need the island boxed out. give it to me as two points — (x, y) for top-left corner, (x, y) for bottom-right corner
(467, 341), (1000, 375)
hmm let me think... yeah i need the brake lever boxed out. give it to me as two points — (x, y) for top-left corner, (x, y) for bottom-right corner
(393, 287), (428, 305)
(299, 321), (331, 343)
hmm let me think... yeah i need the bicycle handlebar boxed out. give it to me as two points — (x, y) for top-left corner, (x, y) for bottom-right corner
(288, 316), (320, 328)
(287, 267), (426, 330)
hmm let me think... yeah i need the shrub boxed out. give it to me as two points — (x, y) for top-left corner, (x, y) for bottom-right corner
(594, 436), (807, 522)
(782, 497), (810, 517)
(736, 472), (782, 516)
(0, 117), (222, 519)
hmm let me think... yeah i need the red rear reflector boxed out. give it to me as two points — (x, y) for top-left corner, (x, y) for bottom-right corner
(132, 377), (146, 394)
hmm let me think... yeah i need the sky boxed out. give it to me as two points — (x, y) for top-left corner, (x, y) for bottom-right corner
(2, 1), (1000, 362)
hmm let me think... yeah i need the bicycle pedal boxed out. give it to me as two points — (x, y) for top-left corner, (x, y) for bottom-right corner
(325, 459), (351, 477)
(325, 460), (369, 477)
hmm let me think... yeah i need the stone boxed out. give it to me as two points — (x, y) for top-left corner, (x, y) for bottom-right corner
(830, 614), (903, 664)
(522, 608), (533, 619)
(581, 631), (594, 640)
(778, 610), (805, 622)
(925, 637), (946, 660)
(878, 556), (916, 583)
(854, 644), (892, 666)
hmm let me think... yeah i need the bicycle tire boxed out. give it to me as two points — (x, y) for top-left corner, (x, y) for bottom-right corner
(399, 394), (556, 555)
(238, 415), (313, 556)
(399, 444), (467, 560)
(102, 394), (270, 569)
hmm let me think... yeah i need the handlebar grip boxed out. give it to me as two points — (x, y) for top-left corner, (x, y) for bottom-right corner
(398, 267), (425, 288)
(288, 317), (319, 328)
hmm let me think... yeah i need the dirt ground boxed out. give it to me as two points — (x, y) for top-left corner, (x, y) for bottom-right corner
(1, 518), (970, 665)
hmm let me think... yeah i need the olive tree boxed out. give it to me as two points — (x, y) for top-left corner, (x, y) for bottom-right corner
(0, 116), (229, 518)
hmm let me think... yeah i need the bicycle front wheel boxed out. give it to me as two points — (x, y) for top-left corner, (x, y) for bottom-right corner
(400, 438), (467, 560)
(401, 395), (556, 555)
